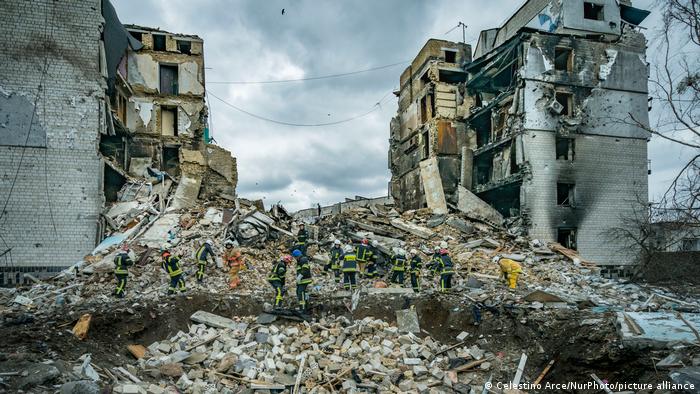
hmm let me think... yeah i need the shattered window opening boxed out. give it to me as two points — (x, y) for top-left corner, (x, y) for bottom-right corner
(554, 47), (573, 72)
(557, 182), (575, 206)
(153, 34), (166, 51)
(584, 2), (605, 21)
(556, 137), (575, 161)
(177, 40), (191, 55)
(128, 31), (142, 43)
(160, 106), (178, 137)
(555, 92), (573, 116)
(444, 50), (456, 63)
(422, 131), (430, 159)
(558, 228), (578, 250)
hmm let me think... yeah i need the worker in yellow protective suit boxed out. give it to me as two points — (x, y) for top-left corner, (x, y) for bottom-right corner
(223, 240), (244, 289)
(495, 256), (522, 289)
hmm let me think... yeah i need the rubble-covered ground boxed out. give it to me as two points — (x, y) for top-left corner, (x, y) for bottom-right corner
(2, 190), (700, 393)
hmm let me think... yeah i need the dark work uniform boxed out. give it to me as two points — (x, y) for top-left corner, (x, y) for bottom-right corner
(295, 256), (313, 311)
(195, 243), (214, 282)
(439, 253), (455, 291)
(268, 260), (287, 308)
(329, 246), (343, 283)
(342, 251), (358, 291)
(409, 255), (422, 293)
(366, 246), (379, 279)
(293, 228), (308, 255)
(391, 254), (407, 286)
(355, 244), (372, 277)
(162, 254), (186, 294)
(114, 252), (133, 298)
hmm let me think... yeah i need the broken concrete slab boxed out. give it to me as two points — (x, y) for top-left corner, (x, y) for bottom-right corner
(190, 311), (240, 330)
(618, 312), (700, 348)
(445, 216), (475, 235)
(390, 218), (434, 239)
(365, 287), (415, 295)
(396, 309), (420, 334)
(420, 157), (448, 215)
(457, 186), (503, 225)
(168, 174), (202, 211)
(139, 213), (180, 246)
(524, 291), (566, 303)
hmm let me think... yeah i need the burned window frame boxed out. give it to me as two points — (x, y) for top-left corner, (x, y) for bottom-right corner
(554, 47), (574, 72)
(583, 2), (605, 21)
(555, 91), (574, 117)
(556, 182), (576, 207)
(557, 228), (578, 250)
(555, 136), (575, 161)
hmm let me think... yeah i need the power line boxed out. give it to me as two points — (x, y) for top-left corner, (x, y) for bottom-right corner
(207, 90), (393, 127)
(207, 60), (409, 85)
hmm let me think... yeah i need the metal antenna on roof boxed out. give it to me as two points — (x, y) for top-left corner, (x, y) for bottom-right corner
(444, 22), (468, 43)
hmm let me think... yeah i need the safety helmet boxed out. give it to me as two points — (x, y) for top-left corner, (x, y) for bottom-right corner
(433, 246), (441, 252)
(299, 223), (305, 227)
(492, 255), (501, 264)
(160, 243), (171, 257)
(224, 239), (234, 247)
(439, 248), (448, 255)
(343, 245), (353, 253)
(334, 239), (341, 246)
(371, 240), (378, 247)
(410, 249), (418, 256)
(282, 255), (293, 263)
(440, 241), (448, 249)
(292, 249), (302, 258)
(397, 248), (406, 256)
(205, 239), (213, 246)
(361, 238), (369, 245)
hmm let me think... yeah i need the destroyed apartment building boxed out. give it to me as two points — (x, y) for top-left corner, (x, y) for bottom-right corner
(389, 0), (652, 274)
(0, 0), (237, 285)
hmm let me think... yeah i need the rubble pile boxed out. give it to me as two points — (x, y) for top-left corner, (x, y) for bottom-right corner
(3, 194), (700, 392)
(111, 312), (494, 394)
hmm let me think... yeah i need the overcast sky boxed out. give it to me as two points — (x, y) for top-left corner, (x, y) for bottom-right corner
(113, 0), (694, 212)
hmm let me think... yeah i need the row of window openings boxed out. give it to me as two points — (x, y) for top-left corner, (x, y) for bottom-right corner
(129, 31), (192, 55)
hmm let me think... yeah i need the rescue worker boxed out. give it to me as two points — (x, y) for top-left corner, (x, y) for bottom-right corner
(341, 244), (358, 291)
(438, 247), (455, 292)
(161, 245), (186, 295)
(328, 240), (344, 283)
(496, 255), (522, 289)
(223, 240), (244, 288)
(293, 223), (308, 255)
(428, 246), (442, 277)
(293, 249), (313, 311)
(365, 240), (380, 279)
(390, 249), (408, 286)
(113, 244), (133, 298)
(268, 255), (290, 309)
(408, 249), (422, 293)
(194, 239), (215, 283)
(355, 238), (372, 277)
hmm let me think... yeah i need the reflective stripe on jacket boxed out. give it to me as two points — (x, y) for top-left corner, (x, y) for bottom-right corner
(342, 253), (357, 272)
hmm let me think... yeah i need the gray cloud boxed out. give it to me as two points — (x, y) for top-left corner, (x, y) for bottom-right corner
(113, 0), (683, 211)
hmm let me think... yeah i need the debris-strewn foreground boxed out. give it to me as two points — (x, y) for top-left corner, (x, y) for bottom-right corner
(2, 193), (700, 393)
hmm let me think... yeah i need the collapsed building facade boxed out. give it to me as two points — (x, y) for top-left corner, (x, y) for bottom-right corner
(390, 0), (651, 272)
(0, 0), (237, 285)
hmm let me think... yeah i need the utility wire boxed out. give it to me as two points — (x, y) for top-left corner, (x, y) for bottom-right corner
(208, 60), (409, 85)
(207, 90), (393, 127)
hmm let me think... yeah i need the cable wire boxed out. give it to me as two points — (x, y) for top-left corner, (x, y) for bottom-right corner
(207, 90), (393, 127)
(207, 60), (409, 85)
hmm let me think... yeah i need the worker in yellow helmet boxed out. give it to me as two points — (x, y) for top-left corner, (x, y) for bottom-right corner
(495, 255), (522, 289)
